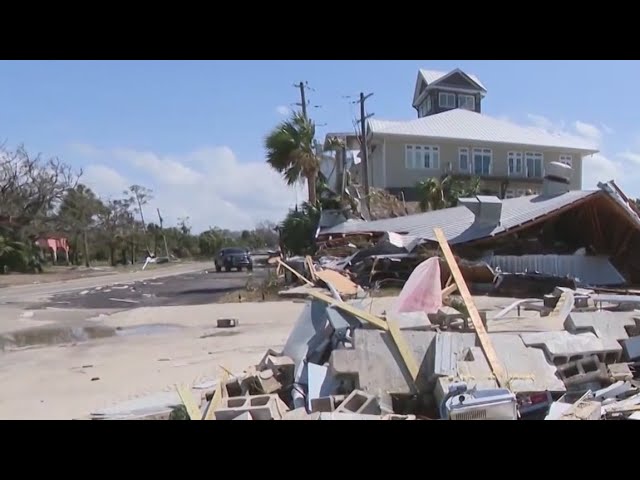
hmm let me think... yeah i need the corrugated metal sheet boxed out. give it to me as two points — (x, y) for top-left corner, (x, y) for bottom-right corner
(485, 254), (626, 286)
(368, 109), (598, 152)
(320, 190), (598, 245)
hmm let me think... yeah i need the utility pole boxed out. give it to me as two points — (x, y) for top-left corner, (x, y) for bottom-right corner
(157, 208), (170, 259)
(294, 81), (308, 119)
(357, 92), (374, 207)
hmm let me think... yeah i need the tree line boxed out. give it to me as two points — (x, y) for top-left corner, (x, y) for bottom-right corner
(0, 144), (279, 272)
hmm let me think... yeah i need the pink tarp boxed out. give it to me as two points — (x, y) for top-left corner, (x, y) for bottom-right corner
(389, 257), (442, 315)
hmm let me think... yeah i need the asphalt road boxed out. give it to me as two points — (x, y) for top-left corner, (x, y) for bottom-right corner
(39, 268), (267, 310)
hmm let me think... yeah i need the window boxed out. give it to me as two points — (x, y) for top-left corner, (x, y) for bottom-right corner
(459, 148), (470, 172)
(405, 145), (440, 169)
(508, 151), (524, 176)
(458, 94), (475, 111)
(426, 96), (432, 113)
(472, 148), (492, 175)
(525, 152), (544, 178)
(439, 92), (456, 109)
(559, 154), (572, 167)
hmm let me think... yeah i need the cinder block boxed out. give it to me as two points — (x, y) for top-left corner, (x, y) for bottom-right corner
(310, 395), (346, 413)
(282, 408), (321, 420)
(608, 363), (633, 382)
(232, 412), (254, 420)
(335, 389), (381, 415)
(217, 318), (238, 328)
(556, 355), (609, 390)
(622, 336), (640, 361)
(213, 394), (289, 420)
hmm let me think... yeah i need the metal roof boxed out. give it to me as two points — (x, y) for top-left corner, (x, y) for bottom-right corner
(419, 69), (487, 91)
(368, 109), (599, 153)
(319, 190), (598, 244)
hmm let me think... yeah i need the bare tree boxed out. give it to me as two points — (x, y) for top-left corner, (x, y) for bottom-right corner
(0, 144), (81, 233)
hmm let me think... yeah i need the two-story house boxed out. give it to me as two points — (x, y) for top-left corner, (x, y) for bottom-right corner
(359, 68), (599, 200)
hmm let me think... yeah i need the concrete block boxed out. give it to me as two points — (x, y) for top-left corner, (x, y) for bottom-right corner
(566, 311), (636, 342)
(556, 355), (609, 390)
(255, 370), (283, 394)
(329, 329), (437, 396)
(433, 332), (565, 404)
(393, 311), (433, 331)
(520, 331), (622, 365)
(217, 318), (238, 328)
(306, 363), (338, 410)
(310, 395), (346, 413)
(213, 394), (289, 420)
(282, 407), (321, 420)
(622, 336), (640, 361)
(335, 389), (381, 415)
(543, 294), (560, 308)
(232, 412), (254, 420)
(608, 363), (633, 382)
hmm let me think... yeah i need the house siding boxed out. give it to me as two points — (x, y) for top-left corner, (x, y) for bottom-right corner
(376, 136), (586, 194)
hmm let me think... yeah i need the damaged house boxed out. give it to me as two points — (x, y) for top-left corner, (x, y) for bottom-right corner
(318, 166), (640, 288)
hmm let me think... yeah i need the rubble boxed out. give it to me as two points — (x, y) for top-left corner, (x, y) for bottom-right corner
(91, 182), (640, 419)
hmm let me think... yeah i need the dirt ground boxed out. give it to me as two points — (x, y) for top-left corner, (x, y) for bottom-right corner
(0, 301), (309, 419)
(0, 289), (561, 420)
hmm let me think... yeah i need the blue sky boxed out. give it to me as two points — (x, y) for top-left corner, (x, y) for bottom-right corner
(1, 60), (638, 231)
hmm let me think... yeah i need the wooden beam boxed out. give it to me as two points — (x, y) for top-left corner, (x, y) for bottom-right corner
(386, 315), (420, 382)
(203, 369), (230, 420)
(442, 283), (458, 297)
(434, 228), (509, 388)
(306, 290), (389, 331)
(277, 259), (314, 286)
(305, 255), (318, 282)
(175, 385), (202, 421)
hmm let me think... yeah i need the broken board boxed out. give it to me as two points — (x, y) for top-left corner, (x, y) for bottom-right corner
(434, 228), (509, 389)
(315, 269), (359, 296)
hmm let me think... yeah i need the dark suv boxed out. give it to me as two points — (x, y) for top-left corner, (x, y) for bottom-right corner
(215, 247), (253, 272)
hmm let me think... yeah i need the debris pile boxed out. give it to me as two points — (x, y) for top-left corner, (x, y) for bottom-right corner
(85, 226), (639, 421)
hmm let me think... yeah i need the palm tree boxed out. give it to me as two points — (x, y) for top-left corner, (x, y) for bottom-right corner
(417, 176), (452, 212)
(265, 111), (320, 205)
(417, 175), (481, 212)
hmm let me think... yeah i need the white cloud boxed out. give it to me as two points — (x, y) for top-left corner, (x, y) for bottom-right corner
(523, 113), (640, 193)
(276, 105), (291, 116)
(75, 145), (306, 232)
(82, 165), (129, 197)
(581, 153), (623, 189)
(619, 151), (640, 166)
(574, 121), (602, 144)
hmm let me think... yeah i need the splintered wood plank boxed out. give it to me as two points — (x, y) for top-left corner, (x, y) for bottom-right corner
(315, 269), (359, 296)
(277, 259), (314, 286)
(441, 283), (458, 297)
(203, 369), (231, 420)
(306, 290), (389, 331)
(433, 228), (509, 388)
(386, 315), (420, 383)
(305, 255), (318, 282)
(175, 384), (202, 421)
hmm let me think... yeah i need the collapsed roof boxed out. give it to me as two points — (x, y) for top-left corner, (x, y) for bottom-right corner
(318, 181), (640, 283)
